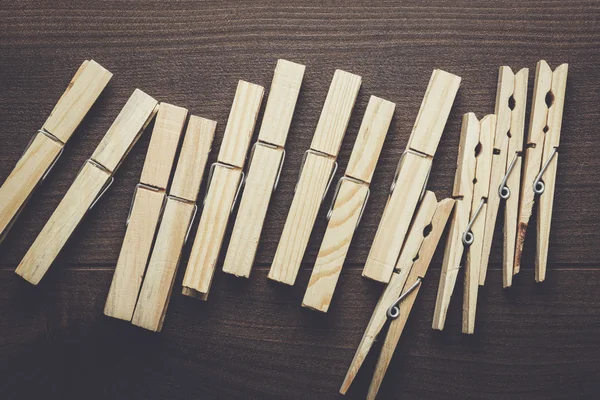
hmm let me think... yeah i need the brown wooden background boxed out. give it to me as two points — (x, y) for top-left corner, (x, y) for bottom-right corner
(1, 1), (599, 399)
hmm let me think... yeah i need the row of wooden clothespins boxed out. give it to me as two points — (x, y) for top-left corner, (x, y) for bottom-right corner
(0, 58), (567, 399)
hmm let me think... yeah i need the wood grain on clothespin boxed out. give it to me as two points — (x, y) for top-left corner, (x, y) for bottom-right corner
(302, 95), (395, 312)
(268, 69), (361, 286)
(182, 80), (264, 300)
(362, 69), (460, 283)
(132, 116), (216, 331)
(340, 193), (454, 398)
(432, 113), (496, 334)
(104, 103), (188, 321)
(15, 89), (158, 285)
(0, 60), (112, 242)
(515, 61), (568, 282)
(223, 59), (305, 278)
(480, 66), (529, 288)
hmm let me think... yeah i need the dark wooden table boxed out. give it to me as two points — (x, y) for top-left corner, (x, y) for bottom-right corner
(1, 1), (599, 399)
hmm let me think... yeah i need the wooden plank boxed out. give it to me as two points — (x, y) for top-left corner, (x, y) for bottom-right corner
(132, 198), (195, 331)
(269, 152), (336, 285)
(504, 68), (529, 283)
(182, 165), (242, 299)
(309, 69), (362, 157)
(432, 112), (479, 331)
(345, 95), (396, 183)
(139, 103), (188, 189)
(103, 187), (165, 321)
(216, 80), (264, 167)
(169, 116), (217, 202)
(463, 114), (495, 334)
(302, 178), (369, 312)
(14, 161), (111, 284)
(362, 152), (432, 283)
(536, 63), (568, 282)
(0, 133), (62, 242)
(405, 69), (461, 157)
(222, 144), (284, 278)
(42, 60), (113, 142)
(90, 89), (159, 172)
(257, 59), (306, 147)
(514, 60), (554, 273)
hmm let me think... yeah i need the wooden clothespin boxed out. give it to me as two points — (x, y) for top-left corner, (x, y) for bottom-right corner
(104, 103), (188, 321)
(302, 95), (396, 312)
(182, 80), (264, 300)
(480, 66), (529, 288)
(268, 69), (362, 286)
(132, 116), (216, 331)
(340, 192), (454, 399)
(362, 70), (461, 283)
(515, 61), (568, 282)
(0, 60), (112, 242)
(223, 59), (305, 278)
(15, 89), (158, 285)
(432, 113), (496, 334)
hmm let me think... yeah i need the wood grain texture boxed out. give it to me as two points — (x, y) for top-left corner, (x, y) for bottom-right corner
(182, 165), (242, 299)
(132, 198), (195, 332)
(310, 69), (362, 157)
(1, 1), (600, 399)
(269, 152), (336, 285)
(169, 116), (216, 203)
(14, 161), (111, 285)
(139, 103), (188, 189)
(216, 81), (265, 167)
(104, 187), (165, 321)
(223, 144), (284, 278)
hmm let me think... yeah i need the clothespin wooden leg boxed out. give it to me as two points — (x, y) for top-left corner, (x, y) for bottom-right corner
(536, 64), (568, 282)
(131, 116), (216, 331)
(0, 60), (112, 242)
(15, 89), (159, 285)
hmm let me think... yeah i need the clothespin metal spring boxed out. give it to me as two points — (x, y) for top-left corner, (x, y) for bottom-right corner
(203, 162), (245, 214)
(325, 175), (370, 228)
(386, 277), (423, 319)
(498, 153), (520, 200)
(390, 149), (431, 203)
(462, 198), (485, 246)
(533, 147), (558, 195)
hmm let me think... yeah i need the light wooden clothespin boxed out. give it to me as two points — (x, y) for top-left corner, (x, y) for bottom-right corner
(515, 60), (568, 282)
(182, 80), (264, 300)
(432, 113), (496, 334)
(15, 89), (158, 285)
(480, 67), (529, 288)
(302, 95), (395, 312)
(362, 70), (461, 284)
(340, 192), (454, 399)
(268, 69), (361, 286)
(132, 116), (216, 331)
(0, 60), (112, 243)
(104, 103), (188, 321)
(223, 59), (305, 278)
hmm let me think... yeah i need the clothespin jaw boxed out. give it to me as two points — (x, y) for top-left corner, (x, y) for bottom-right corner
(302, 95), (395, 312)
(268, 69), (361, 286)
(223, 59), (305, 279)
(515, 61), (568, 282)
(362, 69), (460, 284)
(131, 116), (217, 331)
(340, 193), (454, 398)
(104, 102), (188, 321)
(182, 80), (264, 300)
(480, 66), (529, 288)
(0, 60), (112, 243)
(15, 89), (158, 285)
(432, 113), (495, 334)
